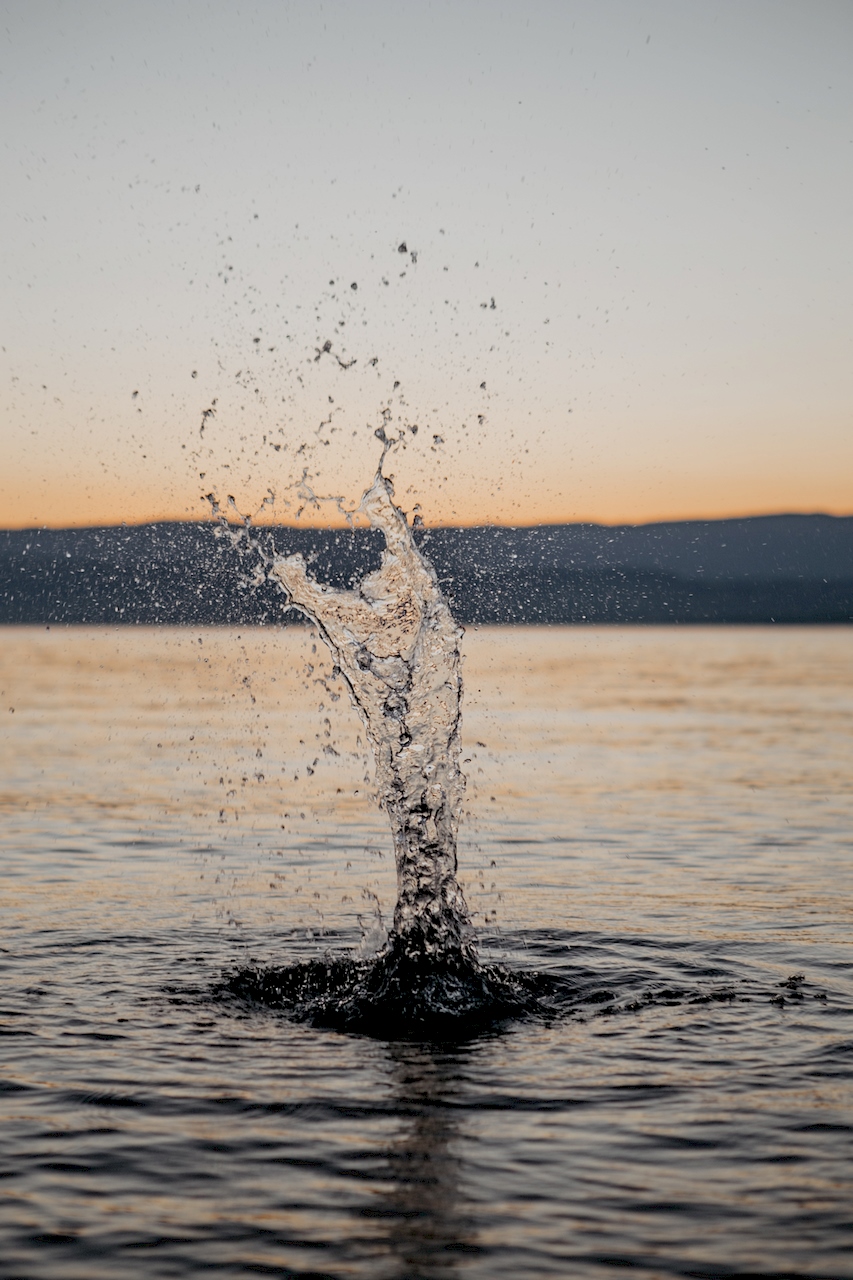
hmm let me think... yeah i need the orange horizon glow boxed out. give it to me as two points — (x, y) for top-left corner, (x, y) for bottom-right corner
(4, 454), (852, 531)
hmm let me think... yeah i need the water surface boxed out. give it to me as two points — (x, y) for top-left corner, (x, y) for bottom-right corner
(2, 625), (852, 1278)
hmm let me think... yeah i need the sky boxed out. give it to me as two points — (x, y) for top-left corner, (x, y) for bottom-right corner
(1, 0), (851, 529)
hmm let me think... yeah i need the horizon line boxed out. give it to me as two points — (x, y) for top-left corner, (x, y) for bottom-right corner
(3, 508), (852, 535)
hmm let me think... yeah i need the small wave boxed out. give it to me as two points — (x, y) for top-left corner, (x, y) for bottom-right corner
(214, 939), (787, 1040)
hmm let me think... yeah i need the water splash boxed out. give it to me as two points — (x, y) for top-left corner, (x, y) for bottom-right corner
(270, 463), (472, 966)
(214, 455), (563, 1035)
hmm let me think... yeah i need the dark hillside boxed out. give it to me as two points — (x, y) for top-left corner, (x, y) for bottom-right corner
(1, 514), (851, 625)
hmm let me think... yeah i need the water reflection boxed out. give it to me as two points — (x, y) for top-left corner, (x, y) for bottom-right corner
(374, 1042), (478, 1280)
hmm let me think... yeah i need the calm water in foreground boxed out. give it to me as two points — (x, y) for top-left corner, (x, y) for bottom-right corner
(2, 624), (852, 1280)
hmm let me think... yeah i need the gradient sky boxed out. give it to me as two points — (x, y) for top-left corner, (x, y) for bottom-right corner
(2, 0), (851, 528)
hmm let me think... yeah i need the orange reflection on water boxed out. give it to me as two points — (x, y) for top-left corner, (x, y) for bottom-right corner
(2, 624), (851, 956)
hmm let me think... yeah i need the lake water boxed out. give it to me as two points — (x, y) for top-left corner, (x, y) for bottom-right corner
(2, 624), (852, 1279)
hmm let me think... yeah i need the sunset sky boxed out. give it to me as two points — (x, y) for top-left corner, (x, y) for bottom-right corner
(2, 0), (851, 529)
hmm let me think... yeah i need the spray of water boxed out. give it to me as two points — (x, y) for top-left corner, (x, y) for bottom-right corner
(217, 445), (558, 1035)
(270, 463), (473, 965)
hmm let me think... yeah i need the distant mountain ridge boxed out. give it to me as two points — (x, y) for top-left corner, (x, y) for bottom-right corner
(1, 513), (851, 625)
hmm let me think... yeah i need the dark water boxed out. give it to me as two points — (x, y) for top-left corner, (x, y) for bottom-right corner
(2, 625), (852, 1278)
